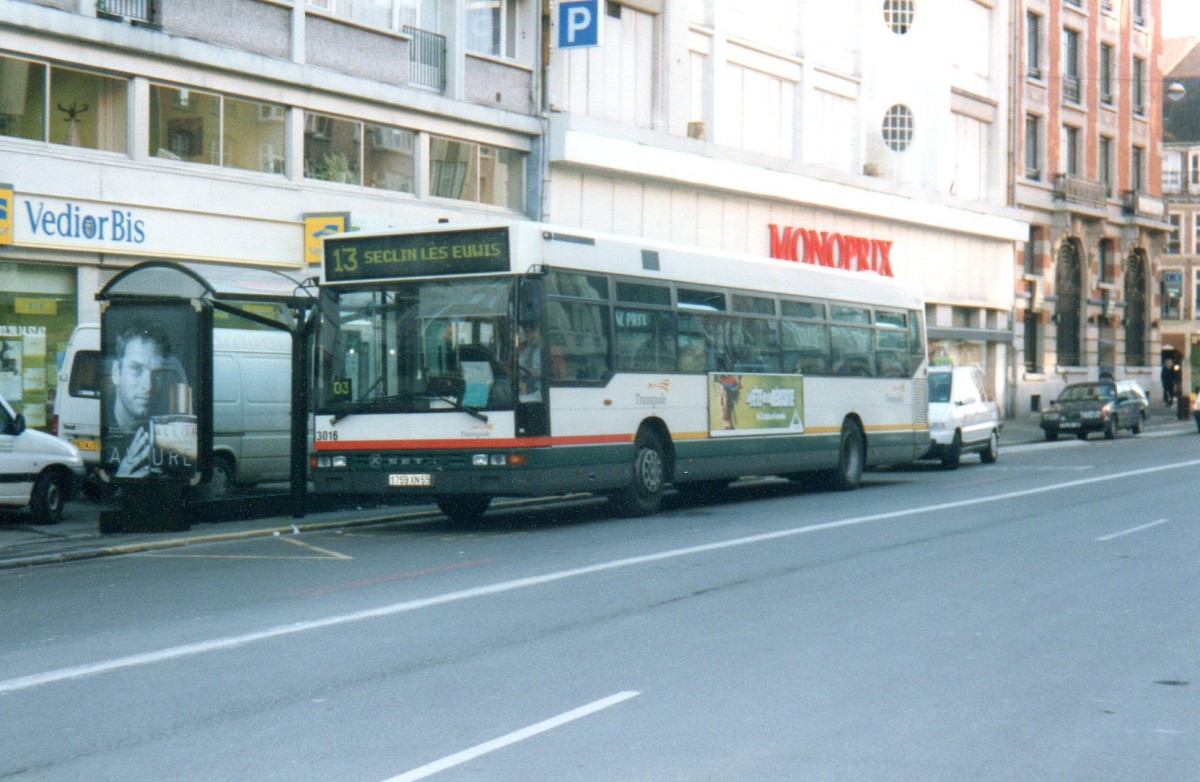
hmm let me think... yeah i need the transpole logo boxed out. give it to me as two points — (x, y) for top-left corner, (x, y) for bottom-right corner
(646, 379), (670, 392)
(636, 379), (669, 407)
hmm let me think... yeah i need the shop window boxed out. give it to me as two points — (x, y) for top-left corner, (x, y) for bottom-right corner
(0, 263), (78, 431)
(303, 112), (361, 185)
(150, 85), (288, 175)
(430, 136), (524, 209)
(0, 55), (128, 154)
(1161, 270), (1183, 320)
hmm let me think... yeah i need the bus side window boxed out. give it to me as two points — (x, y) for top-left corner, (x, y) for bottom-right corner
(546, 299), (611, 382)
(831, 325), (874, 377)
(781, 321), (831, 375)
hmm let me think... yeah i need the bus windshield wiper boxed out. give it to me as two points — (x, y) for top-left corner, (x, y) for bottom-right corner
(414, 392), (489, 423)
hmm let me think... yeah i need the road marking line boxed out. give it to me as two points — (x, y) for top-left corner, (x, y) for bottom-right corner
(1095, 518), (1170, 542)
(380, 691), (640, 782)
(278, 537), (353, 560)
(5, 457), (1200, 695)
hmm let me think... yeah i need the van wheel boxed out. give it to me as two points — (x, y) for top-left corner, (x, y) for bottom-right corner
(608, 429), (666, 517)
(31, 472), (65, 525)
(940, 431), (962, 470)
(980, 430), (999, 464)
(436, 495), (492, 524)
(190, 455), (234, 503)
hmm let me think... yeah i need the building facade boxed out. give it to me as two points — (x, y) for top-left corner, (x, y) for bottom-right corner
(1160, 36), (1200, 399)
(1011, 0), (1168, 414)
(0, 0), (542, 429)
(543, 0), (1029, 413)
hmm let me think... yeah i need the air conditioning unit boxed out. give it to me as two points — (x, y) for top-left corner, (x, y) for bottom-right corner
(304, 113), (330, 139)
(370, 127), (413, 152)
(687, 121), (705, 140)
(258, 105), (286, 123)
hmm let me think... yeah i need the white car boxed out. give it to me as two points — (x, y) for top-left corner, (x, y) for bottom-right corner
(0, 393), (85, 524)
(924, 365), (1001, 469)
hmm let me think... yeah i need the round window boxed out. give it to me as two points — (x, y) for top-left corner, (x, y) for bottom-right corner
(882, 104), (914, 151)
(883, 0), (915, 34)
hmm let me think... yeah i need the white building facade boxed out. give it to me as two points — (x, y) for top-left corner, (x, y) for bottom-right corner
(544, 0), (1028, 413)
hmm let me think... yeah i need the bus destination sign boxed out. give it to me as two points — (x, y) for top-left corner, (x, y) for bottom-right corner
(323, 227), (511, 282)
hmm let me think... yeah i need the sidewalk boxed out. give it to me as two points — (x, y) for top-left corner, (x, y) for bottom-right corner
(1, 406), (1192, 570)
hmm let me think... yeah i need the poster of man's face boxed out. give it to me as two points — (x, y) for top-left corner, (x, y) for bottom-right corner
(100, 302), (205, 483)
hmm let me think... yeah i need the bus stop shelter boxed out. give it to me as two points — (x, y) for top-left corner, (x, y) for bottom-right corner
(96, 261), (316, 533)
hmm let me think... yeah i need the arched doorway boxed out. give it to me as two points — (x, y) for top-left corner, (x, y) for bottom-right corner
(1124, 250), (1147, 367)
(1054, 240), (1082, 367)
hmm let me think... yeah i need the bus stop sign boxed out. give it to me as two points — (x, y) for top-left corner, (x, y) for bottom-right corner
(558, 0), (603, 48)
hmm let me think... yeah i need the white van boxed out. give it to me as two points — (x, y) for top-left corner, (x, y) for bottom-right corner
(924, 364), (1001, 469)
(1, 392), (85, 524)
(54, 323), (293, 499)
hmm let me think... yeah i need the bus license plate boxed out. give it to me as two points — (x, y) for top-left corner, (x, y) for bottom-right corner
(389, 473), (432, 487)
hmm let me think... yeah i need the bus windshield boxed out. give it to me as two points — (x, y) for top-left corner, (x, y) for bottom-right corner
(315, 277), (517, 415)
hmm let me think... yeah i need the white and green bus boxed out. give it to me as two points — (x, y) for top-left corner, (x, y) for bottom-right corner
(311, 222), (928, 522)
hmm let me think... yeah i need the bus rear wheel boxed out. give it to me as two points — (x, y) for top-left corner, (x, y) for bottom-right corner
(608, 429), (666, 517)
(436, 494), (492, 524)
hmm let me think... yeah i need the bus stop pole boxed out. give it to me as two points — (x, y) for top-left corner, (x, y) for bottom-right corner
(290, 306), (314, 518)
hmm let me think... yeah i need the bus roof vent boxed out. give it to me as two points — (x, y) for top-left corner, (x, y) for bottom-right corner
(641, 249), (660, 271)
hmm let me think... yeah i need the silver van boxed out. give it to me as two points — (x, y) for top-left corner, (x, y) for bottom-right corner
(54, 323), (292, 499)
(1, 392), (85, 523)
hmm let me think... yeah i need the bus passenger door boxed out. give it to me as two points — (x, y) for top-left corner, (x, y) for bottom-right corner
(516, 276), (548, 437)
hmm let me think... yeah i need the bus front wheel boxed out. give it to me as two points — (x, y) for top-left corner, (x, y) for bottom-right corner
(608, 429), (666, 517)
(436, 494), (492, 524)
(825, 419), (864, 491)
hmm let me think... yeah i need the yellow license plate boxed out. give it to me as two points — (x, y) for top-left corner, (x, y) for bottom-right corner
(73, 438), (101, 452)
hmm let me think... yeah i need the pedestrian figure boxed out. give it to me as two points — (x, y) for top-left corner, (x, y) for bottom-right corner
(1162, 359), (1176, 406)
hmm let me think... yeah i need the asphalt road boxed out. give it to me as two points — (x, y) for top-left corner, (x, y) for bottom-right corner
(2, 428), (1197, 781)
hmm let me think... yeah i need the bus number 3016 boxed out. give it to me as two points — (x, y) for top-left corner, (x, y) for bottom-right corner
(315, 431), (339, 442)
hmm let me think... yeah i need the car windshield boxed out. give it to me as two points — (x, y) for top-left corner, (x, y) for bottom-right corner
(928, 371), (951, 403)
(1058, 383), (1115, 402)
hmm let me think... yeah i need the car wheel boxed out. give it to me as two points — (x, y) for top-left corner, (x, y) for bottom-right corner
(1104, 416), (1117, 440)
(1044, 430), (1058, 442)
(940, 431), (962, 470)
(980, 430), (999, 464)
(1132, 414), (1143, 435)
(608, 428), (667, 517)
(30, 471), (65, 525)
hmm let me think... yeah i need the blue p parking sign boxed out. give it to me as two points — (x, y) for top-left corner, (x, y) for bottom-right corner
(558, 0), (603, 48)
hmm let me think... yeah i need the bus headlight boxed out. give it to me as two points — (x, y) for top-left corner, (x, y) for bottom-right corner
(315, 455), (348, 468)
(332, 455), (348, 468)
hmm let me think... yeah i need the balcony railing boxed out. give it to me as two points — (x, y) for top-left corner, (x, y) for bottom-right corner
(1052, 173), (1107, 208)
(1122, 190), (1166, 219)
(97, 0), (157, 25)
(404, 26), (446, 92)
(1163, 171), (1184, 194)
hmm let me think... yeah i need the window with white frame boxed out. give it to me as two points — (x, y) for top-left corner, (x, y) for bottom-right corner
(467, 0), (520, 59)
(1191, 152), (1200, 187)
(1132, 57), (1145, 115)
(1024, 114), (1040, 179)
(1167, 214), (1181, 254)
(306, 0), (437, 34)
(882, 104), (914, 152)
(149, 85), (287, 175)
(0, 54), (130, 153)
(1193, 213), (1200, 253)
(1062, 27), (1080, 104)
(1193, 268), (1200, 320)
(1026, 11), (1042, 78)
(1099, 43), (1113, 104)
(1099, 135), (1112, 196)
(1061, 125), (1079, 176)
(429, 135), (525, 209)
